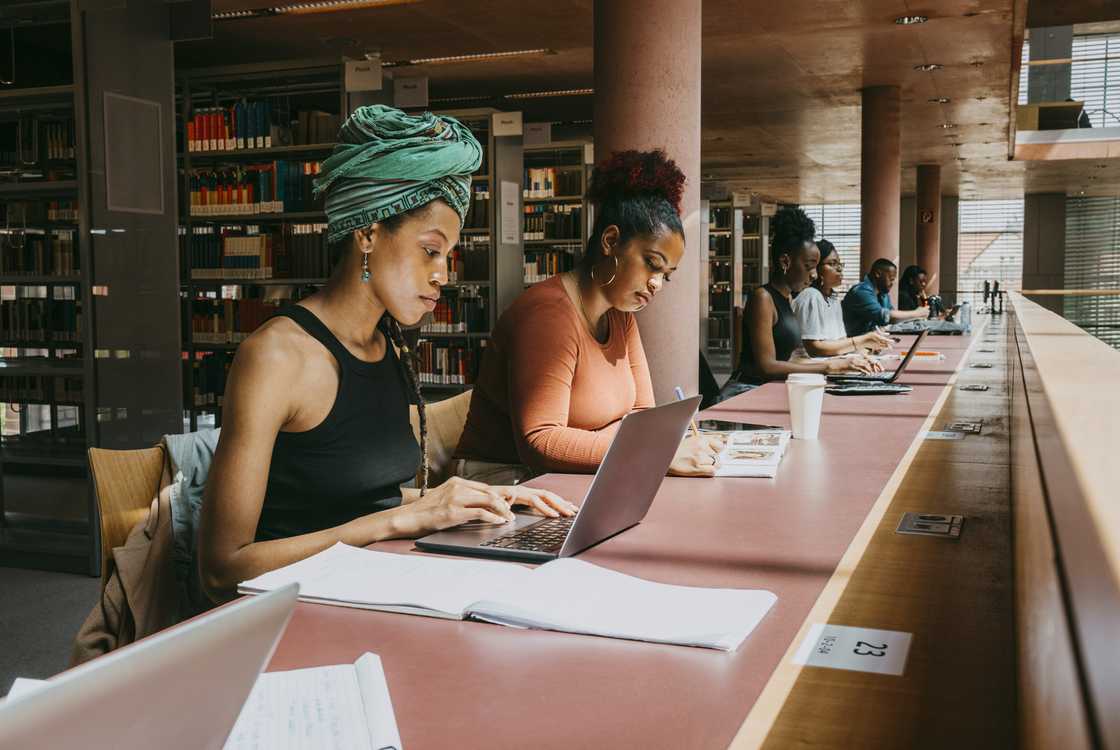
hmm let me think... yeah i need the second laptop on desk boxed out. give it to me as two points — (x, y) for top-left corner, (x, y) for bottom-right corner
(416, 395), (702, 562)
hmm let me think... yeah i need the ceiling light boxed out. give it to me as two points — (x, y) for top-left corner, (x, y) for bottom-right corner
(914, 63), (943, 71)
(939, 123), (956, 129)
(928, 96), (950, 103)
(971, 60), (984, 67)
(895, 15), (928, 24)
(212, 9), (259, 19)
(505, 88), (594, 100)
(387, 48), (555, 67)
(273, 0), (420, 14)
(1096, 164), (1108, 169)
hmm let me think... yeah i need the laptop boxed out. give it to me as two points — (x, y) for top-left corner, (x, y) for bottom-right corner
(0, 584), (299, 750)
(416, 396), (702, 563)
(828, 328), (929, 384)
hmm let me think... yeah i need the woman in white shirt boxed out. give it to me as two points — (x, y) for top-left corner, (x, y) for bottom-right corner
(793, 240), (891, 358)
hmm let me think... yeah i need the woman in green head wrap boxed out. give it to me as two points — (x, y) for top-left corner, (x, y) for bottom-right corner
(198, 105), (573, 601)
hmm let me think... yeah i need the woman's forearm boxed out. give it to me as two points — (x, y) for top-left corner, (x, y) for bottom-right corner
(803, 338), (854, 357)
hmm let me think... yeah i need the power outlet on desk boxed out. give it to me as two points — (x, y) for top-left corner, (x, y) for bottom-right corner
(896, 512), (964, 539)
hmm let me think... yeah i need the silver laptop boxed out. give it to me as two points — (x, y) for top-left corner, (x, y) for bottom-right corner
(416, 396), (702, 562)
(828, 328), (930, 384)
(0, 584), (299, 750)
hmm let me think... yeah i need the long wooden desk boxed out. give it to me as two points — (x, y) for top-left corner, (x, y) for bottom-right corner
(267, 325), (1011, 749)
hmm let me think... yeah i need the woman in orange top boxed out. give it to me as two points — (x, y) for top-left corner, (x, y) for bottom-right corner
(454, 150), (722, 482)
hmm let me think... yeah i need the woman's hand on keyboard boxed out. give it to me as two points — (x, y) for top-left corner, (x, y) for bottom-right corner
(487, 485), (578, 518)
(394, 477), (575, 536)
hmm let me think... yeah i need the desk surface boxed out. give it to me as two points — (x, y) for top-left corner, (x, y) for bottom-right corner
(267, 332), (984, 749)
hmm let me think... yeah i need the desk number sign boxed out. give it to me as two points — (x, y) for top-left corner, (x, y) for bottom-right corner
(793, 623), (913, 676)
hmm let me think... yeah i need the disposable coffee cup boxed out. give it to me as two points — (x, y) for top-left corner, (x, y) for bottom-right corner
(787, 373), (826, 440)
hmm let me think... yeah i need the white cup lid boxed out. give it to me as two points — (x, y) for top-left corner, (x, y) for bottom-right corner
(787, 373), (826, 385)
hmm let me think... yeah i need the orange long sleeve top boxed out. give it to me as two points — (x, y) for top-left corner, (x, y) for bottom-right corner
(454, 275), (655, 474)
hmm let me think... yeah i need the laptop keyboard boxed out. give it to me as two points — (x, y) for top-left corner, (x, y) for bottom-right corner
(480, 516), (574, 553)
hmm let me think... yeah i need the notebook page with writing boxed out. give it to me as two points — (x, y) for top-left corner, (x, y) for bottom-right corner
(468, 558), (777, 651)
(354, 653), (402, 750)
(239, 543), (532, 619)
(224, 663), (371, 750)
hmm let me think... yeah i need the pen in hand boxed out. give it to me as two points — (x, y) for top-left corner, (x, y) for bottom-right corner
(673, 386), (702, 439)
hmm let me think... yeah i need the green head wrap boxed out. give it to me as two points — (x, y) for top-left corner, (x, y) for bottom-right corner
(313, 104), (483, 245)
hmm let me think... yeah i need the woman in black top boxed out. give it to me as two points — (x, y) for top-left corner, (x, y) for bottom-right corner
(198, 106), (573, 602)
(898, 264), (929, 311)
(722, 207), (872, 400)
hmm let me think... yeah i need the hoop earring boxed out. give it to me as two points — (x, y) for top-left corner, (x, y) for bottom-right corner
(590, 255), (619, 288)
(361, 251), (371, 283)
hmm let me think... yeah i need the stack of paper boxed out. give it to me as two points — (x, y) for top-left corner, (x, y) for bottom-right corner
(240, 543), (777, 652)
(708, 429), (792, 478)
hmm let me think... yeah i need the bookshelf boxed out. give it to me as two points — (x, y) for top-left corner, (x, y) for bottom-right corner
(704, 200), (735, 369)
(176, 63), (343, 429)
(520, 142), (590, 287)
(1, 4), (183, 575)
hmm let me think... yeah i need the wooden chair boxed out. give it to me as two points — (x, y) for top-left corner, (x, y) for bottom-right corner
(409, 389), (473, 487)
(87, 445), (166, 585)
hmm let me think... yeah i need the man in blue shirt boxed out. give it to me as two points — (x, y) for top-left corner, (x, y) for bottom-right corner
(842, 258), (929, 335)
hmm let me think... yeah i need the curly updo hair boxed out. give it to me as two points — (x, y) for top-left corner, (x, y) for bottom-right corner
(582, 149), (686, 271)
(770, 205), (816, 268)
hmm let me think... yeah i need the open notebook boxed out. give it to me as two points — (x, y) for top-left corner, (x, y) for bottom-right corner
(6, 652), (401, 750)
(707, 428), (792, 478)
(240, 543), (777, 652)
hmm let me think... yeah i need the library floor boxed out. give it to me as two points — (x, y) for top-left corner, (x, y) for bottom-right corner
(0, 566), (99, 697)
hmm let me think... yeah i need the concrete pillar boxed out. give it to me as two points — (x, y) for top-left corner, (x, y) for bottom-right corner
(899, 196), (916, 271)
(860, 86), (901, 281)
(916, 164), (942, 294)
(594, 0), (701, 401)
(940, 196), (959, 307)
(1023, 193), (1066, 315)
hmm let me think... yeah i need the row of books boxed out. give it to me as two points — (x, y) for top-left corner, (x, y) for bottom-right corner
(524, 250), (574, 285)
(420, 290), (488, 334)
(0, 376), (83, 404)
(187, 297), (275, 344)
(709, 233), (732, 257)
(0, 117), (76, 166)
(449, 239), (491, 282)
(710, 260), (733, 284)
(186, 103), (273, 152)
(42, 118), (76, 161)
(523, 167), (581, 199)
(181, 223), (331, 280)
(1, 200), (79, 225)
(463, 187), (490, 230)
(415, 340), (484, 386)
(710, 287), (732, 309)
(522, 204), (582, 241)
(709, 206), (732, 230)
(0, 229), (78, 276)
(0, 298), (82, 343)
(185, 351), (232, 409)
(187, 161), (322, 216)
(707, 314), (731, 341)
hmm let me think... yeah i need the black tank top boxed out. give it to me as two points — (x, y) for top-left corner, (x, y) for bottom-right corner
(736, 283), (802, 384)
(255, 305), (421, 542)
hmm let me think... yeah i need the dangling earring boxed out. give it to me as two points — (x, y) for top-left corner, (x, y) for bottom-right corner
(361, 250), (371, 283)
(590, 255), (619, 287)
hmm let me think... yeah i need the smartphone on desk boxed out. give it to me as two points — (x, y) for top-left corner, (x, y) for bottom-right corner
(698, 419), (782, 433)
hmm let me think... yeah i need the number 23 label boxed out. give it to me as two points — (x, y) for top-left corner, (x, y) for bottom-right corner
(794, 625), (912, 675)
(853, 640), (888, 657)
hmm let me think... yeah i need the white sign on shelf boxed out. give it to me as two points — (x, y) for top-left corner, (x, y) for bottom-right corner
(793, 623), (912, 676)
(344, 57), (382, 92)
(524, 122), (552, 145)
(492, 111), (523, 137)
(500, 180), (520, 245)
(393, 76), (428, 108)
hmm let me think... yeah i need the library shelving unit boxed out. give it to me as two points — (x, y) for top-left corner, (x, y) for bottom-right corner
(519, 141), (591, 288)
(704, 200), (734, 369)
(177, 62), (343, 429)
(1, 3), (183, 575)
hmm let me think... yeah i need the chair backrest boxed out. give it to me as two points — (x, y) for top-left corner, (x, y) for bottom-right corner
(409, 389), (472, 487)
(87, 445), (167, 584)
(732, 304), (745, 369)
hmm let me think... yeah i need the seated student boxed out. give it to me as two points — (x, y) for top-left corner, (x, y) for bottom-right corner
(197, 106), (573, 602)
(841, 258), (929, 335)
(792, 239), (892, 359)
(454, 150), (722, 480)
(720, 208), (877, 402)
(898, 264), (929, 311)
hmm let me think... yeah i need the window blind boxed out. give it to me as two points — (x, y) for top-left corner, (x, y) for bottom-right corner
(801, 203), (861, 293)
(1065, 197), (1120, 349)
(957, 200), (1024, 298)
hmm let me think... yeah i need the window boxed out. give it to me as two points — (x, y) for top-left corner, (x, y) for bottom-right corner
(1065, 197), (1120, 349)
(957, 200), (1024, 298)
(1018, 33), (1120, 127)
(800, 203), (861, 293)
